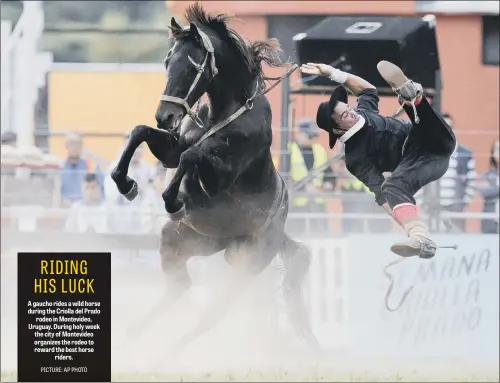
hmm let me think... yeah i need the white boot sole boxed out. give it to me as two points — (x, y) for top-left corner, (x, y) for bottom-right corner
(377, 60), (409, 89)
(390, 243), (420, 258)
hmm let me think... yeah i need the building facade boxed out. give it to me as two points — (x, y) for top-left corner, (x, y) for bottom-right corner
(167, 0), (499, 173)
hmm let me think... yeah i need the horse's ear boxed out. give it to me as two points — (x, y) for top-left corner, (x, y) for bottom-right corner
(170, 17), (181, 30)
(189, 22), (200, 38)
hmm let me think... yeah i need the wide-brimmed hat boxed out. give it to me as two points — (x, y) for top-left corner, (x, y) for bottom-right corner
(316, 86), (348, 149)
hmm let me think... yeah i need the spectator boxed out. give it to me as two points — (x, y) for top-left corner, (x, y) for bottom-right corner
(288, 118), (336, 234)
(64, 173), (108, 233)
(416, 113), (476, 232)
(104, 141), (154, 233)
(477, 139), (499, 234)
(60, 132), (89, 207)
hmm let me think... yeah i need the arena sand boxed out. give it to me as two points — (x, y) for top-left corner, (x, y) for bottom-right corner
(2, 250), (498, 382)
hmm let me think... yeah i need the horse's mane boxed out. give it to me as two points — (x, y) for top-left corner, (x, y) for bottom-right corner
(169, 2), (286, 93)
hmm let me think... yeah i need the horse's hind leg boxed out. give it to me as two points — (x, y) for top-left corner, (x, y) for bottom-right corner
(279, 234), (320, 351)
(171, 232), (281, 352)
(125, 220), (225, 342)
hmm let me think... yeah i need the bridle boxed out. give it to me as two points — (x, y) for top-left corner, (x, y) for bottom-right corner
(160, 28), (218, 128)
(159, 26), (298, 144)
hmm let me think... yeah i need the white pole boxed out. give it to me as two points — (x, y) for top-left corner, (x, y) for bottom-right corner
(1, 20), (12, 135)
(14, 1), (44, 149)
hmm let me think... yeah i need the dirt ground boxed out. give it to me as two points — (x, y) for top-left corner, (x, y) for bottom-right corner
(2, 253), (498, 382)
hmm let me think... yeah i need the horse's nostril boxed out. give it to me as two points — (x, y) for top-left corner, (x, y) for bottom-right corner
(165, 114), (174, 126)
(173, 115), (182, 128)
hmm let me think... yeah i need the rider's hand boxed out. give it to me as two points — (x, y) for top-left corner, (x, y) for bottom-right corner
(300, 63), (334, 77)
(300, 62), (348, 84)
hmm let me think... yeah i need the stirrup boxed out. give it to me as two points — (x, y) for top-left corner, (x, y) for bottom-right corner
(393, 79), (420, 124)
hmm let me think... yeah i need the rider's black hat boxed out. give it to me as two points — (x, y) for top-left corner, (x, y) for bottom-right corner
(316, 86), (348, 149)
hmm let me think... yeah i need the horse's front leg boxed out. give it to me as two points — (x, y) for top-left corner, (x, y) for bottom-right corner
(111, 125), (178, 201)
(161, 146), (202, 219)
(162, 144), (236, 219)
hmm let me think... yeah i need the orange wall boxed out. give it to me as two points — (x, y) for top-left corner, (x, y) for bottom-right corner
(46, 3), (498, 232)
(48, 4), (498, 172)
(166, 1), (499, 232)
(169, 1), (499, 174)
(437, 15), (499, 171)
(168, 1), (416, 16)
(48, 71), (165, 163)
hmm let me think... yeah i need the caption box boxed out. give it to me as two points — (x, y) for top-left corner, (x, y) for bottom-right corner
(17, 252), (111, 382)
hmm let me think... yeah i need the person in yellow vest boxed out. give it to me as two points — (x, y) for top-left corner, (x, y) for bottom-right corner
(288, 118), (336, 234)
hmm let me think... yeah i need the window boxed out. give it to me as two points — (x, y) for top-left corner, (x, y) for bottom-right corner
(482, 15), (499, 66)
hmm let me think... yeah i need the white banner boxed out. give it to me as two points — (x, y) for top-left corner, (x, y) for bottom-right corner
(345, 234), (499, 362)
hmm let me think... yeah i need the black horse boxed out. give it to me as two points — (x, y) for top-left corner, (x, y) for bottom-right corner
(111, 3), (318, 352)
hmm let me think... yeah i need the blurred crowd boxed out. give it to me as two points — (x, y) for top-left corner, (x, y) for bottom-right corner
(1, 114), (498, 236)
(1, 131), (171, 235)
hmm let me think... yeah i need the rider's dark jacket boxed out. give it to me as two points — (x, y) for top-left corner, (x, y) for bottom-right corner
(340, 88), (413, 206)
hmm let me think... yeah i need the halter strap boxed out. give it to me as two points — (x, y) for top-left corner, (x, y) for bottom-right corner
(160, 26), (298, 142)
(160, 27), (217, 128)
(193, 64), (299, 147)
(159, 51), (210, 127)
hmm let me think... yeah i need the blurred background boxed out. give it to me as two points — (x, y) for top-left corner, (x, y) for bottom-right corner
(1, 0), (499, 379)
(1, 0), (498, 237)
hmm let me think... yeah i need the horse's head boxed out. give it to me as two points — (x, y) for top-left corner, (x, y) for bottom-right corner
(156, 17), (218, 130)
(156, 3), (286, 130)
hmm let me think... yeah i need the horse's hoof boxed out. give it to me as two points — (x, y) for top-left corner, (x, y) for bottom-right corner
(167, 204), (186, 221)
(123, 181), (138, 201)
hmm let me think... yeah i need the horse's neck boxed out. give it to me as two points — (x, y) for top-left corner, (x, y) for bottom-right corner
(179, 75), (257, 145)
(206, 72), (256, 122)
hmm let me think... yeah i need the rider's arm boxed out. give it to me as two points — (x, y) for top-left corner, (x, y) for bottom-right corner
(325, 66), (376, 96)
(322, 66), (379, 113)
(330, 71), (379, 113)
(343, 73), (376, 97)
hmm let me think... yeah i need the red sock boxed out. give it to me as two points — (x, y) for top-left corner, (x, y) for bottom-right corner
(393, 203), (418, 225)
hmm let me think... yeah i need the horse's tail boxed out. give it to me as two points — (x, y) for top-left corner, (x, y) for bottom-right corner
(249, 38), (288, 68)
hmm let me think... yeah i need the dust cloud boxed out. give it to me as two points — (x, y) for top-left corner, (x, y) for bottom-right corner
(1, 236), (498, 382)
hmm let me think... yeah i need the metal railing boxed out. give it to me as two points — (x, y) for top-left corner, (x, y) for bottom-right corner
(1, 204), (497, 236)
(1, 154), (498, 235)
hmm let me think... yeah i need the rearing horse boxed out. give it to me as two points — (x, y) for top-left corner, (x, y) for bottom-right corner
(111, 3), (318, 352)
